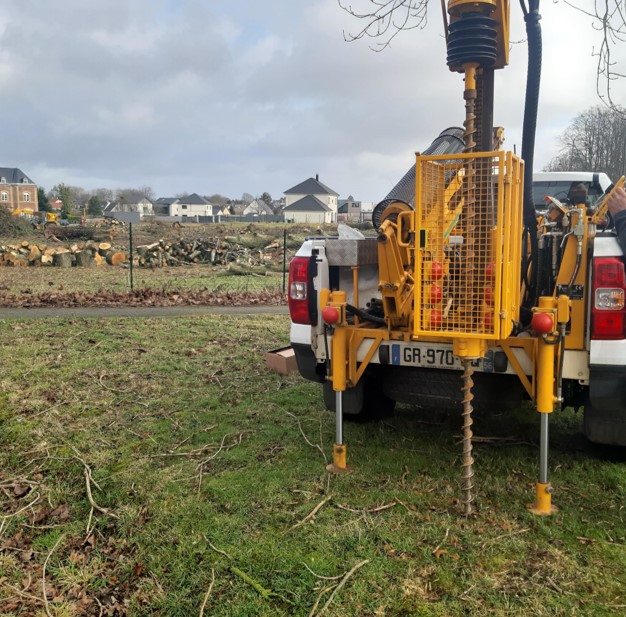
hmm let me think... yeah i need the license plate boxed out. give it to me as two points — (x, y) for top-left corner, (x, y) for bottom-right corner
(389, 343), (483, 370)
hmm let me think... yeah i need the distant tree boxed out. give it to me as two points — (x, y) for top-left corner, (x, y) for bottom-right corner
(260, 192), (273, 206)
(175, 192), (190, 199)
(544, 105), (626, 180)
(241, 192), (254, 203)
(207, 193), (229, 206)
(37, 187), (51, 212)
(116, 187), (155, 203)
(55, 183), (76, 219)
(138, 186), (156, 201)
(93, 188), (114, 203)
(116, 188), (154, 205)
(87, 195), (103, 216)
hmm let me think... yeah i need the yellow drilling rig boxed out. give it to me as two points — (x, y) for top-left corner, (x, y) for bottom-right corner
(288, 0), (626, 515)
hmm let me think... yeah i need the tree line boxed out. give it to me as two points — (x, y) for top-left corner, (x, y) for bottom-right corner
(544, 105), (626, 181)
(37, 186), (276, 219)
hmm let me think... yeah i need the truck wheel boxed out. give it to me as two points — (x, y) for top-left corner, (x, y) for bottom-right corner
(323, 375), (395, 421)
(583, 403), (626, 447)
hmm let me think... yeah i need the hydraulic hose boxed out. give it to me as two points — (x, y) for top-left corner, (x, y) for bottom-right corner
(346, 304), (386, 325)
(520, 0), (542, 310)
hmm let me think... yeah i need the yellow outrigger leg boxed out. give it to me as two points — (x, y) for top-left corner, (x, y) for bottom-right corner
(320, 290), (351, 473)
(527, 295), (568, 515)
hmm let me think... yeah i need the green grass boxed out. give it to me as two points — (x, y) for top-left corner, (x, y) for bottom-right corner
(0, 315), (625, 615)
(0, 263), (286, 296)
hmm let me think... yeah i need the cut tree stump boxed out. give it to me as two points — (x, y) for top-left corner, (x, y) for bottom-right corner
(53, 252), (73, 268)
(74, 250), (93, 267)
(106, 251), (127, 266)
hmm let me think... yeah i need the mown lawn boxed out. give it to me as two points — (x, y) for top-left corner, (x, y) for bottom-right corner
(0, 315), (624, 616)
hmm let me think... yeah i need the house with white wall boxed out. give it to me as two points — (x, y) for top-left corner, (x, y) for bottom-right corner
(283, 175), (339, 224)
(243, 199), (274, 216)
(170, 193), (215, 218)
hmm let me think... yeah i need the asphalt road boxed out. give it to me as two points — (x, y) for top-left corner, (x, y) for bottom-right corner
(0, 305), (289, 320)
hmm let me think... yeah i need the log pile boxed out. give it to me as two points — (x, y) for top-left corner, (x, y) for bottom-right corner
(135, 237), (284, 268)
(0, 236), (285, 268)
(0, 241), (127, 267)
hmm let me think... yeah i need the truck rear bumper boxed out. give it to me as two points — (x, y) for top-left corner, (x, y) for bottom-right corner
(589, 364), (626, 412)
(292, 343), (325, 383)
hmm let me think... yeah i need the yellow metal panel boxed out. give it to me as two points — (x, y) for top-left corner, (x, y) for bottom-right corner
(413, 151), (523, 342)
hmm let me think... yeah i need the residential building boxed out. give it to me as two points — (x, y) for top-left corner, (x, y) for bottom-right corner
(103, 197), (153, 218)
(337, 195), (376, 223)
(0, 167), (37, 213)
(243, 198), (274, 216)
(170, 193), (216, 218)
(153, 197), (180, 216)
(283, 175), (339, 224)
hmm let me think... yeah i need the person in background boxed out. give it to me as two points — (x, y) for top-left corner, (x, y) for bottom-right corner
(607, 186), (626, 253)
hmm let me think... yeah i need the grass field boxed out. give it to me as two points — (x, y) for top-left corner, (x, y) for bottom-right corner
(0, 221), (320, 304)
(0, 265), (285, 296)
(0, 315), (625, 616)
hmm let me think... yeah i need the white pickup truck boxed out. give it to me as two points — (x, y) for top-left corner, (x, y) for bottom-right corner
(288, 135), (626, 446)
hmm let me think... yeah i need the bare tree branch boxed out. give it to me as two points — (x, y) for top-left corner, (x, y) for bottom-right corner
(338, 0), (429, 51)
(339, 0), (626, 111)
(557, 1), (626, 114)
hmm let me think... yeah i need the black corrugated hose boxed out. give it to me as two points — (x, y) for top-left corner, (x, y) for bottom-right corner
(520, 0), (542, 313)
(346, 304), (386, 325)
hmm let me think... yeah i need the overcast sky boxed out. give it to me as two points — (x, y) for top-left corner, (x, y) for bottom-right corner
(1, 0), (624, 201)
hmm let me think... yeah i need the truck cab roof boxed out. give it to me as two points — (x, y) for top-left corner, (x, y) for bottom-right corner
(532, 171), (612, 212)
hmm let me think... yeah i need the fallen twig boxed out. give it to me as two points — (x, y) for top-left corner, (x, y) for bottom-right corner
(290, 494), (333, 531)
(231, 566), (274, 600)
(286, 411), (327, 464)
(97, 372), (134, 393)
(334, 501), (397, 514)
(203, 534), (232, 560)
(71, 453), (120, 521)
(432, 527), (450, 556)
(0, 492), (41, 522)
(199, 568), (215, 617)
(6, 583), (45, 606)
(479, 527), (530, 548)
(30, 399), (73, 418)
(308, 584), (336, 617)
(196, 431), (252, 471)
(170, 425), (218, 452)
(310, 559), (370, 617)
(301, 562), (344, 581)
(42, 535), (64, 617)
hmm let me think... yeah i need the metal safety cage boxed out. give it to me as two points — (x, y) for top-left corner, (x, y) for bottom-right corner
(413, 150), (523, 341)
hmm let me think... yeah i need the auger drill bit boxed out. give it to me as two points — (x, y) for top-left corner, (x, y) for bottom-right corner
(458, 63), (479, 515)
(460, 359), (475, 515)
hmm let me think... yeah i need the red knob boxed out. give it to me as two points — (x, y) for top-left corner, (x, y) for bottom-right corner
(484, 286), (494, 306)
(430, 261), (444, 281)
(484, 310), (494, 329)
(322, 306), (340, 324)
(430, 309), (442, 329)
(430, 284), (443, 304)
(531, 312), (553, 334)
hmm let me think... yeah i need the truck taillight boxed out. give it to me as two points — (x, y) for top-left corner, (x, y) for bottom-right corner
(591, 257), (626, 340)
(289, 256), (317, 325)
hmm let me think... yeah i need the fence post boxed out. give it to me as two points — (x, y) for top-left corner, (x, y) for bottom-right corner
(283, 227), (287, 294)
(129, 222), (134, 291)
